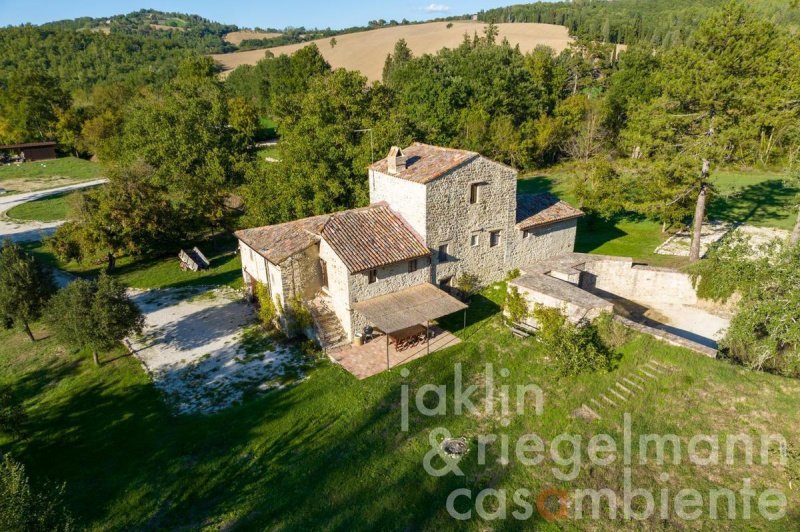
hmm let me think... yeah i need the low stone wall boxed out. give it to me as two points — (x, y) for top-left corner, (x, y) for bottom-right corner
(582, 257), (698, 306)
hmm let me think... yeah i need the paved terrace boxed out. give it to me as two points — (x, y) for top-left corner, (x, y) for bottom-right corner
(330, 326), (461, 379)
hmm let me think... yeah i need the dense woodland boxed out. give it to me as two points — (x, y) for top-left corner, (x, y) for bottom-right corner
(0, 1), (799, 375)
(480, 0), (800, 46)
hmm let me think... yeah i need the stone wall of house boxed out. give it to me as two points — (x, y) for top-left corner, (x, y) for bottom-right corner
(508, 219), (578, 272)
(280, 245), (322, 302)
(369, 169), (428, 239)
(581, 257), (699, 306)
(239, 241), (269, 291)
(425, 157), (518, 286)
(349, 257), (432, 338)
(319, 239), (353, 336)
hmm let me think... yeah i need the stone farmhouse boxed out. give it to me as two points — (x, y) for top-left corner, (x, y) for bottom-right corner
(235, 143), (583, 348)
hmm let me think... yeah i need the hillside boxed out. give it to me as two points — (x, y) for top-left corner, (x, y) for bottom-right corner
(40, 9), (240, 53)
(211, 21), (573, 81)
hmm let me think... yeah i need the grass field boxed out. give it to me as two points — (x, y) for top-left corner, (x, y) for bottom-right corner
(5, 190), (84, 222)
(24, 235), (243, 291)
(0, 157), (104, 193)
(1, 283), (798, 529)
(520, 167), (795, 266)
(212, 22), (573, 81)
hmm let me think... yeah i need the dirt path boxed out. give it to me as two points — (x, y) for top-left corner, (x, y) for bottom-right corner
(0, 179), (107, 242)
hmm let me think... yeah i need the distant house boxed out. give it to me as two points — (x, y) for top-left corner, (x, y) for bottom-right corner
(236, 143), (582, 347)
(0, 141), (57, 162)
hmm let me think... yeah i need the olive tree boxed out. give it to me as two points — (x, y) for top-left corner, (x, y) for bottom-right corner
(0, 241), (56, 342)
(46, 274), (144, 366)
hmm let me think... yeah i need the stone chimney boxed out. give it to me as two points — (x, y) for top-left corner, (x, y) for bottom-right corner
(387, 146), (407, 174)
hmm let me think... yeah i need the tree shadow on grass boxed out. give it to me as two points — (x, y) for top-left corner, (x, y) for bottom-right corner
(574, 214), (629, 254)
(517, 175), (556, 195)
(710, 179), (798, 226)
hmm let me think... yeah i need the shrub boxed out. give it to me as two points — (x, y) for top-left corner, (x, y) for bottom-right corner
(255, 283), (277, 329)
(504, 268), (521, 281)
(0, 456), (73, 531)
(0, 386), (26, 438)
(505, 285), (529, 324)
(594, 311), (632, 349)
(289, 295), (313, 332)
(454, 272), (480, 300)
(533, 305), (613, 376)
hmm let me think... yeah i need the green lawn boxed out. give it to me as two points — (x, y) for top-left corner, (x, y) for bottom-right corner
(520, 167), (795, 266)
(256, 144), (280, 162)
(5, 190), (84, 222)
(0, 157), (104, 193)
(24, 235), (243, 291)
(1, 284), (798, 529)
(258, 116), (279, 140)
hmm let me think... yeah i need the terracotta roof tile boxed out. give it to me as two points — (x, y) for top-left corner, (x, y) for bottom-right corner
(322, 205), (430, 273)
(516, 193), (584, 231)
(369, 143), (479, 184)
(234, 214), (330, 265)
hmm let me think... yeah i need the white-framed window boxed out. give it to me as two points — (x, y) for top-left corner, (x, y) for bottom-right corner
(470, 233), (479, 247)
(368, 269), (378, 284)
(490, 230), (501, 248)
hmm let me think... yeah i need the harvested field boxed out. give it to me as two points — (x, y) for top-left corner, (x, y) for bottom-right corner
(224, 30), (282, 45)
(212, 22), (573, 81)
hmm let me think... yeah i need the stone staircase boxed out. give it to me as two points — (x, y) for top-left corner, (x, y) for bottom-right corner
(308, 294), (348, 351)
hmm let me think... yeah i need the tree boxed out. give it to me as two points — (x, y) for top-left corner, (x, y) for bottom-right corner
(619, 3), (800, 257)
(48, 164), (179, 270)
(46, 275), (144, 366)
(382, 39), (413, 83)
(113, 56), (254, 235)
(693, 236), (800, 377)
(0, 456), (73, 531)
(0, 69), (69, 143)
(0, 241), (56, 342)
(243, 69), (408, 225)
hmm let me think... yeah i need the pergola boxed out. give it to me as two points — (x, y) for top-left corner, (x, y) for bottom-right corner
(351, 283), (468, 369)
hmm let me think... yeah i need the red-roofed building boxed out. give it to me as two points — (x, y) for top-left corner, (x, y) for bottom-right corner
(236, 143), (581, 347)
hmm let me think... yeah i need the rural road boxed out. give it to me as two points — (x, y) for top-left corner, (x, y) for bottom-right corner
(0, 179), (108, 243)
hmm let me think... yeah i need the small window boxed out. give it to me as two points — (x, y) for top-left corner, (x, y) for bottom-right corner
(522, 229), (529, 239)
(470, 234), (479, 247)
(368, 269), (377, 284)
(469, 183), (480, 204)
(408, 259), (418, 273)
(490, 230), (501, 248)
(438, 244), (449, 263)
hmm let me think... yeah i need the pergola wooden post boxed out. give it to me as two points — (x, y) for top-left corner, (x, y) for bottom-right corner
(463, 309), (467, 331)
(426, 320), (430, 355)
(386, 333), (390, 370)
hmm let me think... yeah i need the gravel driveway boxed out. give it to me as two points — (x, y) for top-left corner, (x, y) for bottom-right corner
(0, 179), (108, 242)
(129, 287), (309, 415)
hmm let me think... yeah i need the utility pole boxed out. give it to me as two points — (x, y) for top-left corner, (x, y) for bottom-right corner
(354, 128), (374, 163)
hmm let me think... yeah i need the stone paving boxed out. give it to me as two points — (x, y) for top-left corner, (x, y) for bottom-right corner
(330, 326), (461, 379)
(654, 221), (733, 257)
